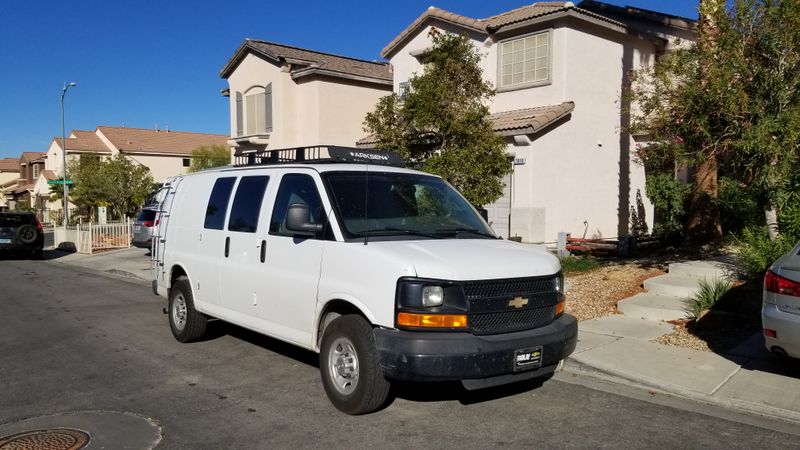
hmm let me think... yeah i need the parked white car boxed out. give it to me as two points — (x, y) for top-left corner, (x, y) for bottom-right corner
(151, 146), (577, 414)
(763, 240), (800, 359)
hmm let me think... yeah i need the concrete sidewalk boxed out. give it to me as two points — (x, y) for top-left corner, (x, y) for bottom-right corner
(47, 247), (151, 285)
(565, 260), (800, 424)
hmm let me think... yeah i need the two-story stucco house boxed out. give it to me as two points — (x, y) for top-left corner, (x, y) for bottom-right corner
(366, 0), (696, 243)
(0, 158), (21, 210)
(6, 152), (47, 209)
(219, 40), (393, 154)
(36, 126), (229, 212)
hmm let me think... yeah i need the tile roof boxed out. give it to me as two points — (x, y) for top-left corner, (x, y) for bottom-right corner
(97, 126), (229, 156)
(221, 40), (392, 83)
(41, 170), (58, 181)
(356, 101), (574, 146)
(13, 182), (34, 194)
(490, 101), (575, 134)
(380, 7), (487, 58)
(483, 2), (574, 29)
(20, 152), (46, 163)
(54, 130), (112, 153)
(0, 157), (19, 172)
(381, 2), (630, 58)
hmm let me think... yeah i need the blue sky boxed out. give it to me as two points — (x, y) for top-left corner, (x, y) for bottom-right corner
(0, 0), (699, 159)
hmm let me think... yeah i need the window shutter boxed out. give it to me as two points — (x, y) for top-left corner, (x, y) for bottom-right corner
(235, 92), (243, 136)
(265, 83), (273, 133)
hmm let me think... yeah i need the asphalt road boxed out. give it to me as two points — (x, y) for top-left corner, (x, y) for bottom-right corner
(1, 258), (798, 449)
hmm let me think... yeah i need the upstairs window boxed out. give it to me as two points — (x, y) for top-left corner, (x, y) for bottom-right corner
(398, 81), (411, 102)
(499, 31), (550, 89)
(32, 164), (40, 179)
(240, 83), (273, 136)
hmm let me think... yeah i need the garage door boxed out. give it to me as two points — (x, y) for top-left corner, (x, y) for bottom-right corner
(484, 172), (512, 238)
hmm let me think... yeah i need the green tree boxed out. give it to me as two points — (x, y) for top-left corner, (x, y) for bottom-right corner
(364, 32), (510, 206)
(188, 144), (231, 173)
(54, 155), (156, 220)
(631, 0), (800, 242)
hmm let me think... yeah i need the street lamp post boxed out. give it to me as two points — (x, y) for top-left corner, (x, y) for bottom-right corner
(61, 81), (77, 226)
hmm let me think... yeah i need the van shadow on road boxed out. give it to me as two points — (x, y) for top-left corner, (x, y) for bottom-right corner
(202, 319), (552, 409)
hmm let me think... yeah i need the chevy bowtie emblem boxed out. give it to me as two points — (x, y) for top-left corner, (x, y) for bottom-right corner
(508, 297), (528, 308)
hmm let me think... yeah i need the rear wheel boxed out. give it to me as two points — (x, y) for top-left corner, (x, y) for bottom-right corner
(169, 276), (207, 342)
(320, 315), (390, 414)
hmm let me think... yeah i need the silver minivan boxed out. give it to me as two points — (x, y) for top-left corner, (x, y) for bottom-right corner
(132, 205), (159, 249)
(763, 240), (800, 358)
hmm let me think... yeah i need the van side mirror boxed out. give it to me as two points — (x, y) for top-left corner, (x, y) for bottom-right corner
(285, 203), (324, 234)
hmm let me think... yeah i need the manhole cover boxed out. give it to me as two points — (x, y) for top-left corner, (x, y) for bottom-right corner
(0, 428), (90, 450)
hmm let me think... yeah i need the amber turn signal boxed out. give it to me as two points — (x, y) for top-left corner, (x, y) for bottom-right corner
(555, 300), (566, 316)
(397, 312), (468, 328)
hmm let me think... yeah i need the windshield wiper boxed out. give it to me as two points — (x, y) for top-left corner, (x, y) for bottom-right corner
(359, 227), (443, 239)
(435, 228), (499, 239)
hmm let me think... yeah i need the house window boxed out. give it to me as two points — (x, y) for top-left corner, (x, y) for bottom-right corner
(243, 83), (273, 136)
(398, 81), (411, 102)
(499, 31), (550, 89)
(32, 164), (40, 179)
(182, 158), (191, 167)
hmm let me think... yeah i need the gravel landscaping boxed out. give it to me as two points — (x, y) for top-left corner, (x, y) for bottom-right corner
(565, 255), (761, 353)
(564, 262), (665, 322)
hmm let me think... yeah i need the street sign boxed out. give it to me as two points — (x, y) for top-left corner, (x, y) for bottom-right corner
(47, 180), (74, 185)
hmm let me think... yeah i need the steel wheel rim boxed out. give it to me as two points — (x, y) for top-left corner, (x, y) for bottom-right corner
(328, 336), (359, 395)
(172, 293), (187, 331)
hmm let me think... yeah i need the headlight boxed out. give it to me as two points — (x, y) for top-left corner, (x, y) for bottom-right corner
(422, 286), (444, 307)
(555, 275), (563, 293)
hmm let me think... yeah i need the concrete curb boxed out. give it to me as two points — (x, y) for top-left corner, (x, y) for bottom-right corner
(563, 355), (800, 425)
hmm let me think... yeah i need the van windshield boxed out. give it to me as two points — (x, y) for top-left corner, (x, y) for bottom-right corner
(322, 171), (496, 240)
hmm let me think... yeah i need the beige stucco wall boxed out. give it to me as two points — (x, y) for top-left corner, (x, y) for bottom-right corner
(226, 52), (389, 150)
(124, 154), (190, 183)
(388, 18), (658, 243)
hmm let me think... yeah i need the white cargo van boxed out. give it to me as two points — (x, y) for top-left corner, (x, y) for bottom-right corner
(151, 145), (577, 414)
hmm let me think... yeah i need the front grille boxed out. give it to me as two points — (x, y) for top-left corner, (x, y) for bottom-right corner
(462, 277), (557, 299)
(469, 305), (556, 335)
(463, 275), (561, 335)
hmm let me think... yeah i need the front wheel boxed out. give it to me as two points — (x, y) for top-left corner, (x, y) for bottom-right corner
(168, 276), (207, 343)
(320, 315), (390, 414)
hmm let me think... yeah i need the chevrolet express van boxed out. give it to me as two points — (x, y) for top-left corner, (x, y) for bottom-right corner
(151, 146), (577, 414)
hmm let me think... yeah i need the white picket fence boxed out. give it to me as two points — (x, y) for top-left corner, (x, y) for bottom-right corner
(54, 218), (132, 254)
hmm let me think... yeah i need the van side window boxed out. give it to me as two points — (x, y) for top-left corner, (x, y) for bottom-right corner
(204, 177), (236, 230)
(270, 174), (324, 237)
(228, 176), (270, 233)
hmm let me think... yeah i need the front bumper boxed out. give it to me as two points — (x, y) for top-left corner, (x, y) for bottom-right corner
(373, 313), (577, 383)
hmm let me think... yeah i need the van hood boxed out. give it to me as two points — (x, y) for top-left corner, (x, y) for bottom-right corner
(369, 239), (560, 280)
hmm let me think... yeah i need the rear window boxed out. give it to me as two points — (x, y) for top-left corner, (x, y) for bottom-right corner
(0, 214), (35, 227)
(137, 209), (157, 221)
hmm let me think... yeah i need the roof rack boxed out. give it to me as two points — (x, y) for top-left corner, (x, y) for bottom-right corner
(233, 145), (405, 168)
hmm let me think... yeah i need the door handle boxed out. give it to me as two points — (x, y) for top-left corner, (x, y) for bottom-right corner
(260, 240), (266, 263)
(224, 236), (230, 257)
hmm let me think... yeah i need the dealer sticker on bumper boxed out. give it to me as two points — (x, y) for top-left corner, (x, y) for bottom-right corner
(514, 347), (543, 371)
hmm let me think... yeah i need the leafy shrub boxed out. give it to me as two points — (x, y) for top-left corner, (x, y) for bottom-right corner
(735, 226), (796, 279)
(684, 278), (733, 320)
(645, 172), (688, 241)
(716, 177), (761, 234)
(559, 255), (600, 274)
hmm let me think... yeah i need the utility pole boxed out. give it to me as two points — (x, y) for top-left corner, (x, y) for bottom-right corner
(61, 81), (77, 226)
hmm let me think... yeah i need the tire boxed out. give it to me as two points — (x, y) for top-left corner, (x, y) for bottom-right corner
(16, 224), (38, 244)
(319, 315), (390, 415)
(168, 276), (207, 343)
